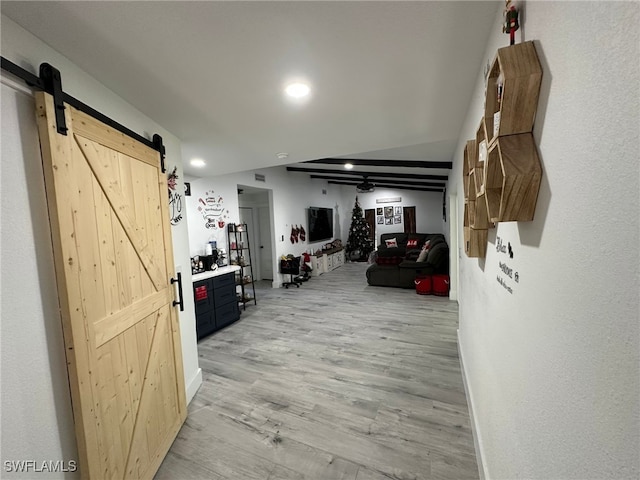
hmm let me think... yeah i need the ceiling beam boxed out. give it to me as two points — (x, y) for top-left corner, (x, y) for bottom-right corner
(327, 180), (444, 193)
(307, 158), (452, 169)
(287, 166), (448, 181)
(309, 174), (446, 188)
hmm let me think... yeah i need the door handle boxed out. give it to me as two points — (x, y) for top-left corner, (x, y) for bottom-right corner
(170, 272), (184, 311)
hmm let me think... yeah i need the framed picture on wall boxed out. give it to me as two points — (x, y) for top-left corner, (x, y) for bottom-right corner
(394, 206), (402, 215)
(385, 217), (392, 225)
(394, 215), (401, 224)
(384, 206), (393, 218)
(376, 207), (383, 215)
(377, 216), (384, 224)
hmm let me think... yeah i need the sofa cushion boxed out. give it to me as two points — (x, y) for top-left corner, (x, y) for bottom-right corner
(377, 247), (405, 258)
(426, 242), (448, 270)
(426, 235), (445, 248)
(405, 249), (421, 261)
(375, 255), (403, 266)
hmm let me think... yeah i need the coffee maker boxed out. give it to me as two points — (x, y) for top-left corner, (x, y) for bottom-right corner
(201, 249), (219, 271)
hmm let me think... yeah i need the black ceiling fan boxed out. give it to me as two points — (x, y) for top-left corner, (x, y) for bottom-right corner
(356, 175), (375, 193)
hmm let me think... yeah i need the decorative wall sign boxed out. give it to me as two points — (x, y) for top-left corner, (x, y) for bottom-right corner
(167, 166), (183, 225)
(376, 197), (401, 204)
(495, 235), (519, 294)
(197, 189), (230, 230)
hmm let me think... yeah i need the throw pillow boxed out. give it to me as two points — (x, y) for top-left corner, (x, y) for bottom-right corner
(385, 237), (398, 248)
(416, 240), (431, 263)
(406, 238), (418, 248)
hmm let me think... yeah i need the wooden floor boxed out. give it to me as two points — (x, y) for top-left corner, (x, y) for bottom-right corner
(156, 262), (478, 480)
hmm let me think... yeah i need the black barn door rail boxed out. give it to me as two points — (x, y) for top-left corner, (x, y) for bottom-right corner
(1, 56), (167, 172)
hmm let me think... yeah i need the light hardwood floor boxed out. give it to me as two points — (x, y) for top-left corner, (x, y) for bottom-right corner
(156, 262), (478, 480)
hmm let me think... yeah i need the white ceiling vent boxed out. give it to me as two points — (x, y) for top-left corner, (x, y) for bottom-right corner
(255, 173), (266, 182)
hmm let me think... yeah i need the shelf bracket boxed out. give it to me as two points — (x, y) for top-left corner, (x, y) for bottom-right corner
(153, 134), (166, 173)
(39, 63), (67, 135)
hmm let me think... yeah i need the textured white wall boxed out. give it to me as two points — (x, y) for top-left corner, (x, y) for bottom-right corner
(1, 16), (201, 476)
(454, 3), (639, 479)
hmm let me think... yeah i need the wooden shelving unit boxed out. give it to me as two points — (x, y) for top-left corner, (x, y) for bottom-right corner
(464, 226), (488, 258)
(227, 223), (257, 310)
(462, 41), (544, 256)
(484, 41), (543, 146)
(485, 133), (542, 223)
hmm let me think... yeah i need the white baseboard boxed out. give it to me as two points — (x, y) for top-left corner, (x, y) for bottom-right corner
(458, 330), (488, 480)
(185, 367), (203, 404)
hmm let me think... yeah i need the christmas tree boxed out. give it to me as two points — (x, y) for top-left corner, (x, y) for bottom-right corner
(346, 196), (373, 261)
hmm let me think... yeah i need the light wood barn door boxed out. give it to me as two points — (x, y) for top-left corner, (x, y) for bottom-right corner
(35, 92), (186, 479)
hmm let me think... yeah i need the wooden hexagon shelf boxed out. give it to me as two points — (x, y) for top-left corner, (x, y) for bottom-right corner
(464, 227), (488, 258)
(484, 41), (542, 145)
(485, 132), (542, 223)
(463, 139), (475, 200)
(474, 119), (487, 197)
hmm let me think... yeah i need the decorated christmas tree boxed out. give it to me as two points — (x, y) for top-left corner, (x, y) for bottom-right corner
(346, 196), (374, 261)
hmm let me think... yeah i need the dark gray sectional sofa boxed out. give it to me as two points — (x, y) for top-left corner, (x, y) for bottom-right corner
(365, 232), (449, 289)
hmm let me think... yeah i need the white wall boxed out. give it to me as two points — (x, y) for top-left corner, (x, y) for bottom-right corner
(0, 16), (201, 477)
(186, 167), (361, 286)
(453, 3), (639, 479)
(354, 188), (446, 244)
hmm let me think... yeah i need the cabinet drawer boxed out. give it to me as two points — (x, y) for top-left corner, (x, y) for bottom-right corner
(196, 311), (215, 339)
(214, 284), (236, 306)
(215, 301), (240, 330)
(193, 280), (213, 313)
(212, 272), (235, 289)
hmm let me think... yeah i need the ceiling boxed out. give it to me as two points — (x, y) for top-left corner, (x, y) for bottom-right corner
(2, 1), (499, 190)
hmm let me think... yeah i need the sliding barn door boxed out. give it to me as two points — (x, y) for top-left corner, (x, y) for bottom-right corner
(35, 92), (186, 479)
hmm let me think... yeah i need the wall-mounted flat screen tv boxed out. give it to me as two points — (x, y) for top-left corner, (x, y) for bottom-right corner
(307, 207), (333, 243)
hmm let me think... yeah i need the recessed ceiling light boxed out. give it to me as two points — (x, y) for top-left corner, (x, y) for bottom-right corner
(285, 82), (311, 98)
(344, 163), (354, 170)
(276, 152), (289, 159)
(190, 158), (206, 167)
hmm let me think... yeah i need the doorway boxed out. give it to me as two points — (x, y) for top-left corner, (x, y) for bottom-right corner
(238, 186), (274, 282)
(403, 206), (416, 233)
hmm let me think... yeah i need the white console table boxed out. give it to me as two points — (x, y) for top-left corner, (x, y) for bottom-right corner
(311, 249), (345, 276)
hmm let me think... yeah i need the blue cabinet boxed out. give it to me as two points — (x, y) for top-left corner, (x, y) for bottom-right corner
(194, 271), (240, 339)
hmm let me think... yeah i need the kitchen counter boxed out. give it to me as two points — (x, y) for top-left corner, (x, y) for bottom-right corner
(192, 265), (241, 283)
